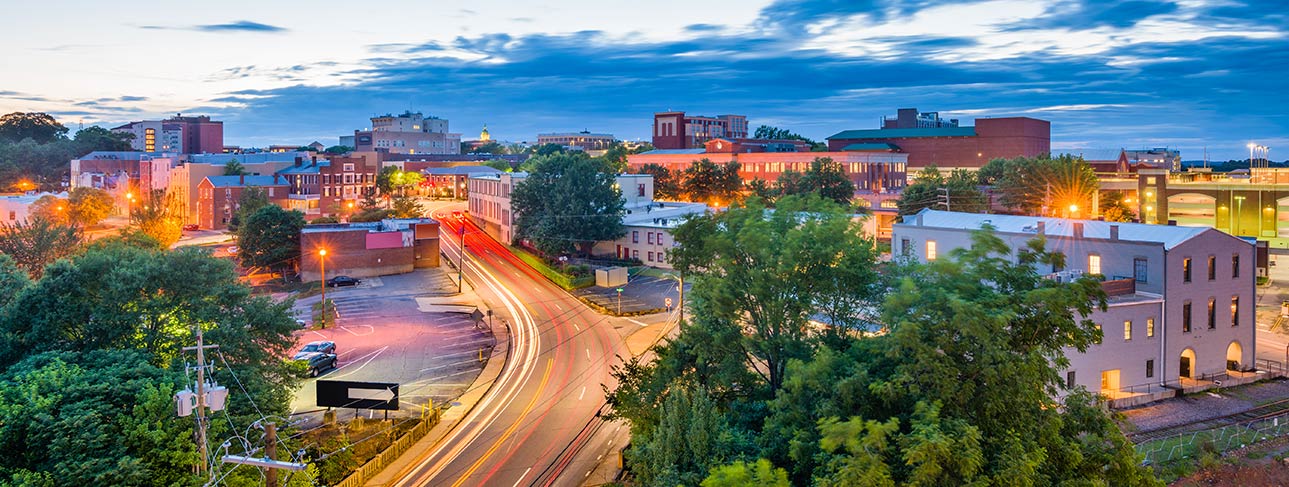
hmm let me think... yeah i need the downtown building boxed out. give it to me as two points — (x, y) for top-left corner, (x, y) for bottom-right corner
(112, 114), (224, 154)
(893, 209), (1257, 407)
(827, 108), (1050, 171)
(353, 111), (461, 155)
(537, 131), (616, 151)
(651, 111), (748, 149)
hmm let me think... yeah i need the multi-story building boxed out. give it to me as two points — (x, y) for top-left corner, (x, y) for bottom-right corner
(537, 131), (616, 151)
(352, 111), (461, 155)
(0, 192), (68, 223)
(423, 166), (503, 200)
(827, 108), (1050, 171)
(299, 218), (440, 282)
(113, 114), (223, 154)
(627, 145), (908, 196)
(275, 155), (380, 218)
(195, 175), (290, 230)
(169, 153), (300, 225)
(70, 151), (183, 214)
(893, 209), (1256, 407)
(652, 111), (748, 149)
(882, 108), (960, 129)
(1125, 148), (1181, 171)
(467, 172), (708, 267)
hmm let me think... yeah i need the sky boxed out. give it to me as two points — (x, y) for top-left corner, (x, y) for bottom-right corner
(0, 0), (1285, 161)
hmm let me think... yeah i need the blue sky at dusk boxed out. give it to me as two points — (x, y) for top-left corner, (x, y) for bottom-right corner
(1, 0), (1285, 160)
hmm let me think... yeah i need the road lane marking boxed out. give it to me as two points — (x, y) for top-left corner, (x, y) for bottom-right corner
(585, 348), (591, 360)
(574, 324), (580, 332)
(579, 386), (585, 400)
(451, 358), (554, 487)
(511, 467), (532, 487)
(626, 318), (650, 327)
(555, 304), (562, 311)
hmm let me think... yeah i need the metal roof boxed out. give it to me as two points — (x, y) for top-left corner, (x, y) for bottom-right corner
(841, 143), (902, 151)
(827, 127), (976, 140)
(638, 149), (707, 155)
(898, 209), (1232, 251)
(204, 175), (284, 187)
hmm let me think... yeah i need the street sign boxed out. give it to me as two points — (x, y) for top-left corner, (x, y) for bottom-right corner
(316, 380), (399, 410)
(665, 298), (673, 307)
(471, 308), (485, 323)
(616, 288), (624, 293)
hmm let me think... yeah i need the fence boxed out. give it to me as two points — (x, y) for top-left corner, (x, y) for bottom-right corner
(334, 411), (440, 487)
(1136, 408), (1289, 465)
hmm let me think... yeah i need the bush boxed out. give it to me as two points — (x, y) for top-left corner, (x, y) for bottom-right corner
(311, 216), (339, 224)
(564, 263), (592, 277)
(350, 208), (394, 222)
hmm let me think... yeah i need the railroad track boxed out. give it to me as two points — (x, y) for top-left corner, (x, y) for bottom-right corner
(1128, 397), (1289, 443)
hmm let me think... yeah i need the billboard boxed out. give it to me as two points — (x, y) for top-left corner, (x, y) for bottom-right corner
(316, 380), (399, 410)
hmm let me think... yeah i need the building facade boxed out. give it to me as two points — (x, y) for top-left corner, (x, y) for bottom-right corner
(652, 111), (748, 149)
(113, 114), (223, 154)
(353, 111), (461, 155)
(275, 155), (380, 218)
(195, 175), (290, 230)
(627, 149), (908, 195)
(827, 109), (1050, 171)
(893, 210), (1256, 405)
(299, 219), (440, 281)
(0, 192), (67, 223)
(882, 108), (960, 129)
(537, 131), (615, 151)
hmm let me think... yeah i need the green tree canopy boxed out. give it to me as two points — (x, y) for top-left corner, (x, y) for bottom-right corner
(774, 157), (856, 205)
(0, 217), (81, 277)
(67, 187), (114, 226)
(896, 166), (988, 216)
(1101, 191), (1138, 222)
(129, 189), (184, 248)
(0, 112), (67, 144)
(636, 163), (681, 200)
(483, 159), (514, 172)
(26, 195), (67, 224)
(989, 154), (1098, 217)
(470, 141), (506, 154)
(510, 153), (626, 256)
(682, 159), (742, 205)
(71, 125), (133, 151)
(392, 196), (424, 218)
(222, 159), (247, 175)
(323, 145), (353, 155)
(227, 186), (269, 232)
(237, 205), (305, 275)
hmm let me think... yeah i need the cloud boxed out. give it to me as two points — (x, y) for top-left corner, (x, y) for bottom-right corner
(196, 21), (288, 33)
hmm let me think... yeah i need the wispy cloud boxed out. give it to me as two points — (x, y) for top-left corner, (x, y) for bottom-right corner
(139, 20), (288, 34)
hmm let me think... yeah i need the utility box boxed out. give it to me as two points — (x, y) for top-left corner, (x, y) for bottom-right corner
(596, 267), (628, 288)
(175, 390), (195, 417)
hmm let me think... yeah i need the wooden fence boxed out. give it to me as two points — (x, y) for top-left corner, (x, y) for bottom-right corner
(334, 410), (440, 487)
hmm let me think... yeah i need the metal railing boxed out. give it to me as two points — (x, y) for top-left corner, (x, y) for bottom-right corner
(1136, 408), (1289, 465)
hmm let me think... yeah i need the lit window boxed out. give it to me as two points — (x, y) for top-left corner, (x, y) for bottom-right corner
(926, 240), (937, 261)
(1147, 317), (1155, 337)
(1088, 254), (1101, 275)
(1124, 320), (1132, 341)
(1231, 296), (1239, 327)
(1183, 258), (1192, 282)
(1094, 323), (1102, 344)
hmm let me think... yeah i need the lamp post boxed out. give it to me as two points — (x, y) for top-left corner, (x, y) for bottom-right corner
(660, 272), (685, 324)
(319, 249), (328, 328)
(458, 225), (466, 293)
(126, 191), (134, 221)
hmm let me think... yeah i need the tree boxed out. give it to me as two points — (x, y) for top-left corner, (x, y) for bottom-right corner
(682, 159), (742, 205)
(392, 196), (424, 218)
(26, 195), (67, 224)
(310, 216), (339, 224)
(775, 157), (855, 205)
(483, 159), (514, 172)
(629, 385), (747, 487)
(376, 166), (400, 197)
(0, 112), (67, 144)
(1101, 191), (1138, 222)
(0, 217), (81, 277)
(896, 167), (988, 216)
(323, 145), (353, 155)
(130, 189), (183, 247)
(237, 205), (306, 275)
(71, 125), (133, 151)
(349, 208), (393, 222)
(510, 153), (626, 256)
(470, 141), (506, 154)
(67, 187), (114, 227)
(223, 158), (247, 176)
(637, 163), (681, 200)
(702, 459), (791, 487)
(598, 141), (652, 174)
(531, 143), (566, 157)
(227, 186), (269, 232)
(991, 154), (1099, 216)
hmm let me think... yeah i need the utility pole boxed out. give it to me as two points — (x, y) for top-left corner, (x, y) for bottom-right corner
(458, 225), (466, 293)
(319, 248), (328, 329)
(181, 326), (219, 476)
(265, 422), (278, 487)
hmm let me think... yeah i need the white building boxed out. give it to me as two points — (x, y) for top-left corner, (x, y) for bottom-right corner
(467, 172), (708, 267)
(353, 111), (462, 155)
(893, 210), (1256, 407)
(0, 192), (68, 223)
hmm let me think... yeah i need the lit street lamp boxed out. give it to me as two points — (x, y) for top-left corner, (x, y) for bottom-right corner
(319, 248), (328, 329)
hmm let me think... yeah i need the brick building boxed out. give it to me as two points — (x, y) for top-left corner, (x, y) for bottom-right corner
(652, 111), (748, 149)
(353, 111), (461, 155)
(113, 114), (223, 154)
(627, 148), (908, 195)
(276, 155), (380, 218)
(827, 109), (1050, 171)
(537, 131), (616, 151)
(299, 219), (441, 282)
(195, 175), (290, 230)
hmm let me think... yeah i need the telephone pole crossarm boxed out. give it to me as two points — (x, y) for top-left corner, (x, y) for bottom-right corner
(220, 456), (306, 471)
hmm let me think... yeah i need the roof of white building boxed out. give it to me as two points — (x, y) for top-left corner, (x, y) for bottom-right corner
(898, 209), (1235, 251)
(622, 201), (709, 229)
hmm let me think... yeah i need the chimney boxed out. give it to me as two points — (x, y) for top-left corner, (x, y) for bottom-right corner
(273, 174), (280, 185)
(239, 174), (245, 185)
(310, 156), (317, 166)
(1036, 221), (1046, 234)
(1072, 222), (1084, 239)
(295, 156), (303, 167)
(1110, 225), (1120, 241)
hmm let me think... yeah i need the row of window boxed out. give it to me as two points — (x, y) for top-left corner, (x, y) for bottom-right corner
(632, 230), (668, 246)
(1182, 255), (1241, 282)
(1181, 296), (1241, 332)
(624, 248), (668, 264)
(1065, 360), (1156, 389)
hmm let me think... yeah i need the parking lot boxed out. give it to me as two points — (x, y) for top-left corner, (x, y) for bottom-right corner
(288, 269), (496, 424)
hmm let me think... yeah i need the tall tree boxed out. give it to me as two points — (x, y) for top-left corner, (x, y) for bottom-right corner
(26, 195), (67, 224)
(71, 125), (133, 151)
(1101, 191), (1138, 222)
(67, 187), (114, 227)
(237, 205), (306, 276)
(991, 154), (1099, 216)
(222, 159), (247, 176)
(0, 112), (67, 144)
(682, 159), (742, 205)
(896, 167), (988, 216)
(130, 189), (183, 247)
(228, 186), (269, 232)
(775, 157), (856, 205)
(0, 217), (81, 277)
(323, 145), (353, 155)
(392, 195), (424, 218)
(510, 153), (626, 256)
(637, 163), (681, 200)
(470, 141), (506, 154)
(483, 159), (513, 172)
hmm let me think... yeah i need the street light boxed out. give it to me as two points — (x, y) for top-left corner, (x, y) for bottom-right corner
(659, 272), (685, 324)
(319, 248), (328, 329)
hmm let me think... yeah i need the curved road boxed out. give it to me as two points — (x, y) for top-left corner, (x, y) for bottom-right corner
(391, 204), (629, 487)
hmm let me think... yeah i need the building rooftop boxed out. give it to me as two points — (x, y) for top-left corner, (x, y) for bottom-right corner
(622, 201), (709, 229)
(276, 160), (333, 174)
(424, 165), (504, 176)
(828, 127), (977, 140)
(302, 218), (436, 233)
(841, 143), (902, 151)
(897, 209), (1231, 251)
(205, 175), (285, 188)
(638, 149), (707, 155)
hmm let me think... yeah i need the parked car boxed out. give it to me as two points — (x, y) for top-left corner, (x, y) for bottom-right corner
(294, 340), (336, 358)
(326, 276), (360, 287)
(182, 224), (199, 231)
(298, 352), (338, 377)
(226, 245), (240, 255)
(295, 319), (309, 328)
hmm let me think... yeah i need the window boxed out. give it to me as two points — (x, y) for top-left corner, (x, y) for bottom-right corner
(648, 232), (655, 245)
(656, 234), (665, 246)
(1094, 323), (1102, 344)
(343, 163), (355, 172)
(1207, 297), (1216, 329)
(926, 240), (937, 261)
(1146, 360), (1155, 379)
(632, 231), (639, 243)
(1134, 258), (1148, 283)
(1183, 258), (1192, 282)
(1124, 320), (1132, 341)
(1147, 317), (1155, 337)
(900, 238), (911, 256)
(1233, 254), (1240, 278)
(648, 251), (654, 262)
(632, 249), (639, 260)
(1182, 302), (1192, 332)
(1208, 255), (1216, 281)
(1066, 371), (1076, 388)
(637, 184), (645, 197)
(659, 251), (666, 263)
(1231, 296), (1240, 327)
(1088, 254), (1101, 275)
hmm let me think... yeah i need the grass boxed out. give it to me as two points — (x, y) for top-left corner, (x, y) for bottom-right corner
(509, 248), (595, 290)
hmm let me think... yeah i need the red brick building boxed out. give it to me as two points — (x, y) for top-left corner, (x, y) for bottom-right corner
(113, 114), (223, 154)
(627, 149), (908, 195)
(276, 155), (380, 217)
(827, 111), (1050, 170)
(299, 219), (440, 282)
(652, 111), (748, 149)
(195, 175), (290, 230)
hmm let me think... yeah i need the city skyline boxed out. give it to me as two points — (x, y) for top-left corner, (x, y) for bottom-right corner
(1, 0), (1285, 159)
